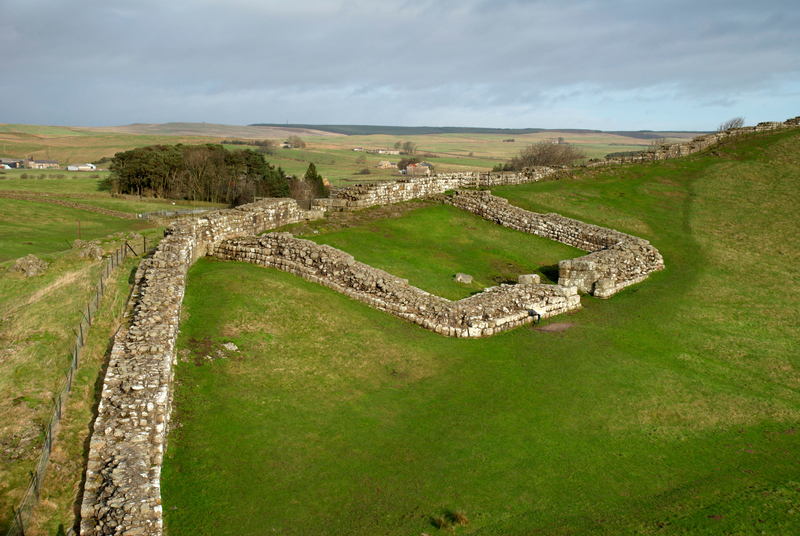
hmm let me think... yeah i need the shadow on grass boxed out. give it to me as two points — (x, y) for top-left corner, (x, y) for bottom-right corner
(539, 264), (560, 283)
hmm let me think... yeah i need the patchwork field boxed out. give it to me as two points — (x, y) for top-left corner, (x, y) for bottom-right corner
(1, 122), (700, 186)
(160, 130), (800, 534)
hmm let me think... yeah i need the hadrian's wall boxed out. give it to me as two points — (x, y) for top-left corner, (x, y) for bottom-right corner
(589, 117), (800, 167)
(79, 113), (800, 536)
(79, 200), (323, 536)
(446, 190), (664, 298)
(312, 117), (800, 211)
(211, 232), (581, 338)
(311, 168), (557, 212)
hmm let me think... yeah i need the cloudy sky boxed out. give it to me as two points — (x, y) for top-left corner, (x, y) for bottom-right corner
(1, 0), (798, 130)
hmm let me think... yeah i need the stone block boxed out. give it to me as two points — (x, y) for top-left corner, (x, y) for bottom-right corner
(518, 274), (540, 285)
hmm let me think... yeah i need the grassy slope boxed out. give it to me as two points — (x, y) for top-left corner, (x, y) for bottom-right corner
(0, 173), (167, 534)
(162, 130), (800, 534)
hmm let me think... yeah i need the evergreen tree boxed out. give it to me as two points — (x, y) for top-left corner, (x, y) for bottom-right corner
(304, 162), (325, 198)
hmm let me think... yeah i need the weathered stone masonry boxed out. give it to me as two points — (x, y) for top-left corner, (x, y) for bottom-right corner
(80, 191), (664, 535)
(79, 200), (323, 536)
(212, 233), (581, 338)
(79, 115), (800, 535)
(445, 190), (664, 298)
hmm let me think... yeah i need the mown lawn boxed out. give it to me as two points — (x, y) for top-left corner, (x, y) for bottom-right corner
(162, 130), (800, 535)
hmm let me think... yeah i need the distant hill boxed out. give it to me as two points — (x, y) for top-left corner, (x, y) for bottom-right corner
(250, 124), (594, 136)
(88, 122), (343, 139)
(250, 123), (708, 138)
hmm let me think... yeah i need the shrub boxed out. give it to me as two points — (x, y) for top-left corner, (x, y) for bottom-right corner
(506, 142), (586, 170)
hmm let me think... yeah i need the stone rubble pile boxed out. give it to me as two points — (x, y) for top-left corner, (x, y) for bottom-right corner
(11, 254), (49, 277)
(212, 232), (582, 338)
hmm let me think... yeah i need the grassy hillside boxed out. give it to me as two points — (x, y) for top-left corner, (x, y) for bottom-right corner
(160, 129), (800, 534)
(0, 175), (169, 534)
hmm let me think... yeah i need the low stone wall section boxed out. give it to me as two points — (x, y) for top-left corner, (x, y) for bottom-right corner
(313, 117), (800, 211)
(312, 168), (556, 212)
(79, 199), (323, 536)
(445, 190), (664, 298)
(211, 232), (582, 338)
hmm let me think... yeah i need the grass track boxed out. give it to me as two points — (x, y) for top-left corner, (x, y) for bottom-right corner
(162, 130), (800, 534)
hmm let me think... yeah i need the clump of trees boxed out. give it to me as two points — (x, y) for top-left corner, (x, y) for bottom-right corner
(105, 144), (289, 205)
(718, 117), (745, 132)
(496, 141), (587, 171)
(393, 140), (418, 155)
(286, 135), (306, 149)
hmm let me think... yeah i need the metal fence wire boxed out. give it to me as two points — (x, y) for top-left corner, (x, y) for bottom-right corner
(137, 207), (213, 220)
(5, 240), (145, 536)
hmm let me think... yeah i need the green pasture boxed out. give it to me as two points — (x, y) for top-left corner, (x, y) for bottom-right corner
(0, 175), (106, 194)
(0, 229), (162, 534)
(0, 198), (152, 262)
(162, 129), (800, 534)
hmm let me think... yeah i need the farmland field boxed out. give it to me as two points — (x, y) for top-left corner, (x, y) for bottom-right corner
(160, 129), (800, 534)
(2, 121), (698, 186)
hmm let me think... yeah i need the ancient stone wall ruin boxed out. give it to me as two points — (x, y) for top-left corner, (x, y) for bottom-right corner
(312, 168), (556, 212)
(74, 114), (800, 536)
(80, 189), (664, 534)
(446, 190), (664, 298)
(79, 200), (322, 536)
(212, 232), (581, 338)
(312, 117), (800, 211)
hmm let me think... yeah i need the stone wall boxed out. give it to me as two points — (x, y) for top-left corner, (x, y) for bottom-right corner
(211, 232), (582, 338)
(79, 199), (322, 536)
(314, 117), (800, 210)
(445, 190), (664, 298)
(311, 168), (556, 212)
(588, 116), (800, 167)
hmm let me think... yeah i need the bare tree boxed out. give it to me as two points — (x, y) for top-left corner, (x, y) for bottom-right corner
(717, 117), (745, 132)
(402, 141), (417, 155)
(508, 142), (586, 170)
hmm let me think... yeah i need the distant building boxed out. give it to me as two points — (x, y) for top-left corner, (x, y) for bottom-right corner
(67, 163), (97, 171)
(377, 161), (397, 169)
(405, 163), (430, 176)
(0, 158), (25, 168)
(27, 159), (60, 169)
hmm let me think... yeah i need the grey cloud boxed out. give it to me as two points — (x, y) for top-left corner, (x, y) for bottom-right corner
(1, 0), (798, 128)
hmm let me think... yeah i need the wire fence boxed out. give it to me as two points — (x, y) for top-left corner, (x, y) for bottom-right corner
(5, 238), (148, 536)
(136, 207), (214, 220)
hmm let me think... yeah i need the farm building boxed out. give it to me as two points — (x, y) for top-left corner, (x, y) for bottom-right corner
(67, 163), (97, 171)
(0, 158), (25, 168)
(26, 159), (60, 169)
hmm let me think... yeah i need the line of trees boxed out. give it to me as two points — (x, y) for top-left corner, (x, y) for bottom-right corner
(104, 144), (290, 204)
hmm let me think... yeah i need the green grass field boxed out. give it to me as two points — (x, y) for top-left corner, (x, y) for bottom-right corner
(161, 130), (800, 534)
